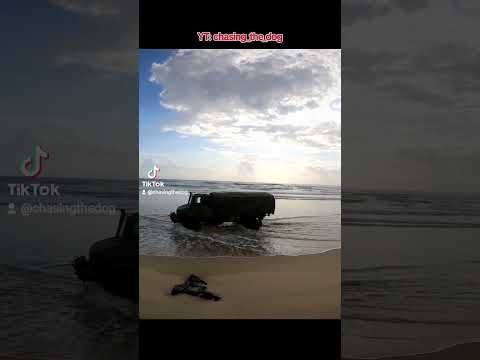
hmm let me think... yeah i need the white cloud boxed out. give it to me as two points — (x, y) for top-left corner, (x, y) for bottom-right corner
(56, 49), (136, 74)
(341, 0), (480, 191)
(50, 0), (137, 74)
(139, 152), (220, 181)
(148, 49), (341, 184)
(49, 0), (120, 16)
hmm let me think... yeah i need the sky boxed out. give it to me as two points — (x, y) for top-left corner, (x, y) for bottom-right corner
(139, 49), (341, 185)
(0, 1), (138, 179)
(342, 0), (480, 192)
(2, 0), (478, 192)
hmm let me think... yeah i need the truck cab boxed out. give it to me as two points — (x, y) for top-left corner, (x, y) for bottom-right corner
(189, 193), (204, 205)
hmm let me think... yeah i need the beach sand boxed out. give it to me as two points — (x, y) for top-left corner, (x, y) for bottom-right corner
(343, 342), (480, 360)
(140, 249), (340, 319)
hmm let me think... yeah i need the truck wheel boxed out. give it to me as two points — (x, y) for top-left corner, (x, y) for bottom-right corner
(207, 218), (223, 226)
(169, 212), (178, 223)
(182, 220), (202, 231)
(190, 222), (202, 231)
(241, 217), (262, 230)
(251, 219), (262, 230)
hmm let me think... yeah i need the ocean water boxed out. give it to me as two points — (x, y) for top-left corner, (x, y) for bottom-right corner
(342, 191), (480, 359)
(140, 179), (341, 256)
(0, 177), (138, 359)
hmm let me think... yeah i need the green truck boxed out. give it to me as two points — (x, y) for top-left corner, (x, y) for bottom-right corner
(170, 191), (275, 230)
(72, 210), (138, 301)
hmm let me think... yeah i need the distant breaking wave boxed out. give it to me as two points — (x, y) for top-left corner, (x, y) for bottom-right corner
(343, 191), (480, 228)
(140, 179), (340, 201)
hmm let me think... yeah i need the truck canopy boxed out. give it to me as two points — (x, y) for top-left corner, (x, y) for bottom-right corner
(205, 191), (275, 216)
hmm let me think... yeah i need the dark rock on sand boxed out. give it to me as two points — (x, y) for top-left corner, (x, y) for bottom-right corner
(171, 274), (221, 301)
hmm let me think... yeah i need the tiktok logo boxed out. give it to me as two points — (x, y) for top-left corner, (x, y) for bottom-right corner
(20, 145), (50, 178)
(147, 165), (161, 179)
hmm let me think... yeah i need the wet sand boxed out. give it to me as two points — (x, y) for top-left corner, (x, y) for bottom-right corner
(140, 249), (340, 319)
(343, 342), (480, 360)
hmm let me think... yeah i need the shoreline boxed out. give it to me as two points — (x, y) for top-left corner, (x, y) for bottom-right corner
(139, 246), (341, 259)
(343, 342), (480, 360)
(140, 249), (340, 319)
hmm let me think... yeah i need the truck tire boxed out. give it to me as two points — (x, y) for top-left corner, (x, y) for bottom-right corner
(207, 217), (223, 226)
(182, 220), (202, 231)
(240, 216), (262, 230)
(170, 212), (178, 223)
(252, 219), (262, 230)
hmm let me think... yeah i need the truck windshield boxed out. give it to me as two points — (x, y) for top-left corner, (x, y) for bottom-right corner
(189, 195), (202, 205)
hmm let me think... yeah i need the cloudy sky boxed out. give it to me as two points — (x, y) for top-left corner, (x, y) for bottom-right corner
(0, 1), (137, 179)
(140, 49), (341, 185)
(342, 0), (480, 192)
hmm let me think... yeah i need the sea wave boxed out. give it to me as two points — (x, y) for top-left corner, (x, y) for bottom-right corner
(140, 179), (340, 201)
(343, 191), (480, 228)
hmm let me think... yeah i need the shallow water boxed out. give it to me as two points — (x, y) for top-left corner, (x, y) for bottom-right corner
(1, 263), (138, 359)
(0, 177), (138, 359)
(139, 180), (341, 256)
(342, 191), (480, 359)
